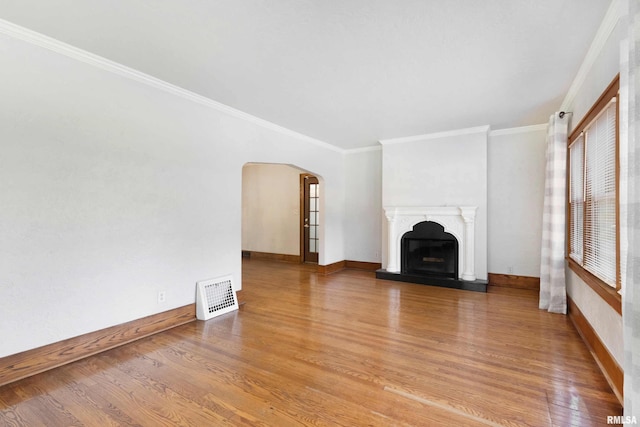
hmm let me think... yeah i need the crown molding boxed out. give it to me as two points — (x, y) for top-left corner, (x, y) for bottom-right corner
(0, 18), (345, 154)
(560, 0), (621, 111)
(489, 123), (547, 137)
(345, 145), (382, 154)
(379, 125), (490, 146)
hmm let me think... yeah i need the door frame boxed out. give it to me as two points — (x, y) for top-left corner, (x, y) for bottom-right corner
(300, 173), (319, 263)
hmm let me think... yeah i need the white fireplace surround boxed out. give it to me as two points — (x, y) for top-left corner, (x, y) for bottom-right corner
(384, 206), (478, 281)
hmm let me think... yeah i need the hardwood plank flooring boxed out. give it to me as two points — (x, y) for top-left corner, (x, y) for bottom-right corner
(0, 259), (622, 426)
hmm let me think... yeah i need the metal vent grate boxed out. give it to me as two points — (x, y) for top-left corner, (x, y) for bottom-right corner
(196, 275), (238, 320)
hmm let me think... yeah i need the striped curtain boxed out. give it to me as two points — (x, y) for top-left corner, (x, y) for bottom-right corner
(539, 114), (569, 314)
(622, 0), (640, 416)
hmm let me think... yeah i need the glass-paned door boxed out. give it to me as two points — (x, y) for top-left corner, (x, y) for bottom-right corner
(303, 175), (319, 263)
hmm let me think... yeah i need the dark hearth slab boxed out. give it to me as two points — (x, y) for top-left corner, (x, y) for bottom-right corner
(375, 269), (487, 292)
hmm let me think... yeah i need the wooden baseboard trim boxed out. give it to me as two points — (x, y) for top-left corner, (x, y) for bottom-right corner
(318, 260), (383, 275)
(243, 250), (302, 264)
(318, 260), (347, 275)
(567, 297), (623, 405)
(345, 261), (383, 271)
(236, 290), (246, 306)
(243, 254), (380, 274)
(488, 273), (540, 290)
(0, 304), (196, 387)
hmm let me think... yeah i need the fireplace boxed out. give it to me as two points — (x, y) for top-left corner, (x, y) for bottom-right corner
(376, 206), (487, 292)
(402, 221), (458, 278)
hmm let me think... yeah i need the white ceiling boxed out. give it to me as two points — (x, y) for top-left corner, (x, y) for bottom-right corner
(0, 1), (612, 149)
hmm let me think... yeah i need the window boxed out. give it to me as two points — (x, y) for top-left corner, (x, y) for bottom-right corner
(567, 75), (620, 313)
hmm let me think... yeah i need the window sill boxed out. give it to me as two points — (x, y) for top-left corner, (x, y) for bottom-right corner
(567, 257), (622, 315)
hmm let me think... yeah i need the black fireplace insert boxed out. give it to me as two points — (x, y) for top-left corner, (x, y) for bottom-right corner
(401, 221), (458, 279)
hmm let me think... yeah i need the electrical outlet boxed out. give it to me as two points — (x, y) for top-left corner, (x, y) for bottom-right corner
(158, 291), (166, 304)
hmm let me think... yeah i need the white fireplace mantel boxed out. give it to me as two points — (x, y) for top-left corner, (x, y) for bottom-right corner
(384, 206), (477, 281)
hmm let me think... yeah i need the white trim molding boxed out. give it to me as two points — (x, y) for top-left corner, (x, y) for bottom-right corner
(345, 145), (382, 154)
(379, 125), (490, 146)
(560, 0), (621, 111)
(489, 123), (547, 137)
(0, 18), (344, 154)
(384, 206), (477, 280)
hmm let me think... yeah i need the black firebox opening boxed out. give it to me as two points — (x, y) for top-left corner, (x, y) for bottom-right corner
(401, 221), (458, 279)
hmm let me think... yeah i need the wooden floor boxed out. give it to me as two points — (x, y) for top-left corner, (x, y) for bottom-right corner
(0, 259), (622, 426)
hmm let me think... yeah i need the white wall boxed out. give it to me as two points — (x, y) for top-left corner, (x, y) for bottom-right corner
(242, 163), (302, 256)
(562, 13), (622, 365)
(487, 126), (547, 277)
(567, 269), (623, 364)
(0, 34), (346, 357)
(344, 148), (383, 263)
(381, 128), (488, 280)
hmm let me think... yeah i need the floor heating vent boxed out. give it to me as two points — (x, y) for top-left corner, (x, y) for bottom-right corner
(196, 275), (238, 320)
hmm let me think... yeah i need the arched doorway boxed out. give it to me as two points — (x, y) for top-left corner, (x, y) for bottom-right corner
(242, 163), (322, 264)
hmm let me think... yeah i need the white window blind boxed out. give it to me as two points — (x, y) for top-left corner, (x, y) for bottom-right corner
(569, 134), (584, 263)
(583, 99), (617, 287)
